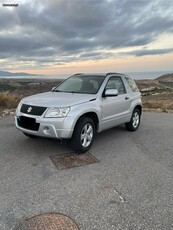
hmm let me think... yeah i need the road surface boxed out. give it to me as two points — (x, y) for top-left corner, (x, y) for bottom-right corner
(0, 112), (173, 230)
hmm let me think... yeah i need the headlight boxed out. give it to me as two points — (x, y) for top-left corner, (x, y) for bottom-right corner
(44, 107), (70, 118)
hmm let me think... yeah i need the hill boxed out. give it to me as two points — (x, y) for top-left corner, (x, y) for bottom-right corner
(0, 71), (37, 76)
(135, 73), (173, 112)
(156, 73), (173, 82)
(136, 73), (173, 91)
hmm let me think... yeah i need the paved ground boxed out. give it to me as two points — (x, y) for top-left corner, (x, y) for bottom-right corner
(0, 112), (173, 230)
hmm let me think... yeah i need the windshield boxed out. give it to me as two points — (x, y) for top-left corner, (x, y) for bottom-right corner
(54, 75), (105, 94)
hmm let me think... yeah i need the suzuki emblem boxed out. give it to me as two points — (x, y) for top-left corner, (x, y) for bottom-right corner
(27, 107), (32, 113)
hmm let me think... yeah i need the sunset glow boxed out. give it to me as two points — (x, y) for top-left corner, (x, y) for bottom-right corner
(0, 0), (173, 75)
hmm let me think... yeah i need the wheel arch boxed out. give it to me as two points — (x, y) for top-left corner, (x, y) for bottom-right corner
(74, 112), (99, 132)
(134, 104), (142, 115)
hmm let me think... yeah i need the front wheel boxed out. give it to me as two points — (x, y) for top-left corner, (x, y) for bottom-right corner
(72, 117), (95, 153)
(125, 108), (141, 131)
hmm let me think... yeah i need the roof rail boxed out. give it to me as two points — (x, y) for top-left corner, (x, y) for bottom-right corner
(106, 72), (117, 76)
(73, 73), (84, 76)
(106, 72), (125, 76)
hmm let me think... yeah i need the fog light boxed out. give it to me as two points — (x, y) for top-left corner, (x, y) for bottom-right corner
(43, 126), (50, 135)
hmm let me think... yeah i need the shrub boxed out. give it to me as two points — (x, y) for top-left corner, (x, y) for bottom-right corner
(143, 101), (166, 109)
(0, 93), (20, 109)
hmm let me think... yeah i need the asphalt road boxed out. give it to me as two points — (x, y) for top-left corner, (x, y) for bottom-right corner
(0, 112), (173, 230)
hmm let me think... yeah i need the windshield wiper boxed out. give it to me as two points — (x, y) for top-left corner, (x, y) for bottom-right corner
(53, 90), (78, 93)
(53, 90), (64, 92)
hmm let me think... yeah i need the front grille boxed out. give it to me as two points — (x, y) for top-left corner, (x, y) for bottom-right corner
(17, 116), (40, 131)
(21, 104), (47, 116)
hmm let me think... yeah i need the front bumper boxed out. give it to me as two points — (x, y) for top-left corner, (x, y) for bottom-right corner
(14, 113), (76, 139)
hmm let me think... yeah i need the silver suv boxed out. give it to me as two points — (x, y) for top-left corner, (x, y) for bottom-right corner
(15, 73), (142, 153)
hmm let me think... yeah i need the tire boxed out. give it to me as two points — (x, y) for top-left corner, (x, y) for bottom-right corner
(125, 108), (141, 132)
(23, 132), (36, 138)
(72, 117), (95, 153)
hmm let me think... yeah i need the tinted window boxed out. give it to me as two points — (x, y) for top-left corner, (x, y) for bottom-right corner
(126, 77), (139, 92)
(55, 75), (105, 94)
(106, 76), (126, 94)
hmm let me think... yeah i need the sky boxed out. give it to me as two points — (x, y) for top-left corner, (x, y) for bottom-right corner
(0, 0), (173, 75)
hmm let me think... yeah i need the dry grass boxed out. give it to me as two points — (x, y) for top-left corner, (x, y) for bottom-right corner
(0, 79), (59, 116)
(142, 92), (173, 111)
(0, 92), (21, 109)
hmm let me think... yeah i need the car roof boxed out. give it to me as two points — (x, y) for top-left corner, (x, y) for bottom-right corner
(72, 72), (128, 78)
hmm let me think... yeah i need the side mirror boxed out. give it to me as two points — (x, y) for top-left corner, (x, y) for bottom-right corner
(52, 87), (56, 91)
(104, 89), (118, 97)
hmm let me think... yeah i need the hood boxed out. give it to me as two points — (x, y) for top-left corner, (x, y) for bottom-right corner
(22, 91), (96, 107)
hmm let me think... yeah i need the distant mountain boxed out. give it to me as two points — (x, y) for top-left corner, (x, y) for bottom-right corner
(0, 71), (37, 76)
(156, 73), (173, 82)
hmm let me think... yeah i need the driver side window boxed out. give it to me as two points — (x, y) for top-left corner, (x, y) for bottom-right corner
(106, 76), (126, 94)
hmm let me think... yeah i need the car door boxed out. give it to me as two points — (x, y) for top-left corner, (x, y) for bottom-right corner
(100, 76), (131, 131)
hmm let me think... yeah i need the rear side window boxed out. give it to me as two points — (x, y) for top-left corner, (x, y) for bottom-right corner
(126, 77), (139, 92)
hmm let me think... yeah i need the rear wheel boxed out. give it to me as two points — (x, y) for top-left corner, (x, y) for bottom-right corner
(125, 108), (141, 131)
(72, 117), (95, 153)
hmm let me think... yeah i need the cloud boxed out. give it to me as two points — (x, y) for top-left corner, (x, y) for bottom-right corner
(123, 48), (173, 56)
(0, 0), (173, 69)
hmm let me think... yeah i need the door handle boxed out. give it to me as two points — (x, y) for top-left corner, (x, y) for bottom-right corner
(125, 97), (129, 100)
